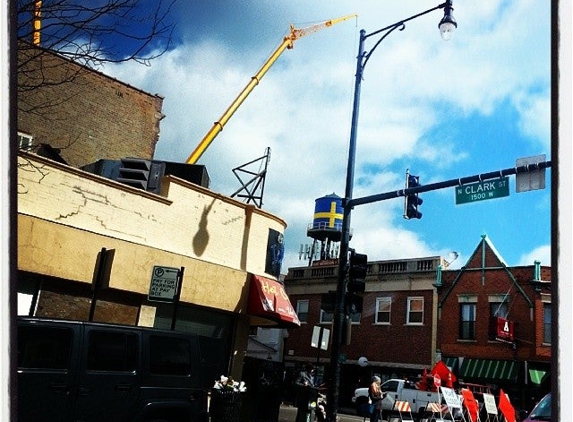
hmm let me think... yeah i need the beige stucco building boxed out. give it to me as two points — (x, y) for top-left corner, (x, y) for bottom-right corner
(16, 43), (299, 385)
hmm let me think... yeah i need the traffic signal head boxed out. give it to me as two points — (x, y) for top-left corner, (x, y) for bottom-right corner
(345, 292), (363, 314)
(347, 250), (367, 293)
(404, 174), (423, 219)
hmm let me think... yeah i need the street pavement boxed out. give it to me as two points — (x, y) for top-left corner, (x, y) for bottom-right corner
(278, 404), (373, 422)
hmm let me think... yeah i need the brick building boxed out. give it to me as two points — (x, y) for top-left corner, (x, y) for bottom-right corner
(17, 41), (164, 168)
(436, 235), (551, 409)
(283, 256), (446, 408)
(283, 236), (551, 411)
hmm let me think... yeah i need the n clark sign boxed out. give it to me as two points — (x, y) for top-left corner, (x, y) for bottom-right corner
(455, 177), (509, 205)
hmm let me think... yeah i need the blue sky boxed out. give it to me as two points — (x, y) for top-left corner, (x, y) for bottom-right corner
(104, 0), (552, 272)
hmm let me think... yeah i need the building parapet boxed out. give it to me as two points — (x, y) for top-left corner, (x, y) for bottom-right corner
(287, 256), (445, 280)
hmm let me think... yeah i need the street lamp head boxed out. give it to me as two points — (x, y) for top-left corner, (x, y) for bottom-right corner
(439, 0), (457, 41)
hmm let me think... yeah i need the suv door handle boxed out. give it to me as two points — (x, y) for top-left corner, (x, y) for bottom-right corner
(115, 383), (133, 392)
(50, 382), (69, 392)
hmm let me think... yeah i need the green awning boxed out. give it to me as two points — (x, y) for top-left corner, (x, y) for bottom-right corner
(459, 359), (519, 382)
(529, 369), (547, 385)
(442, 357), (459, 372)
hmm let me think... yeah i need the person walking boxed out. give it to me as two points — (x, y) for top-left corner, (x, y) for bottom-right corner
(369, 376), (382, 422)
(294, 363), (317, 422)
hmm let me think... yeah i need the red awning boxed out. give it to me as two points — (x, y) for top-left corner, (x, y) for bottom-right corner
(247, 275), (300, 328)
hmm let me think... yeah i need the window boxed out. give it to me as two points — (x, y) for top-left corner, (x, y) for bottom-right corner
(320, 310), (333, 324)
(407, 297), (424, 325)
(375, 298), (391, 324)
(490, 302), (509, 319)
(87, 330), (138, 372)
(349, 311), (360, 324)
(321, 310), (359, 324)
(543, 303), (551, 344)
(18, 132), (34, 150)
(381, 379), (399, 393)
(149, 335), (192, 376)
(18, 326), (73, 370)
(297, 300), (309, 323)
(460, 303), (476, 340)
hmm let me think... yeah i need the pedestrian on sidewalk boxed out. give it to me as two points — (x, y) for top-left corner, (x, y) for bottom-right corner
(369, 376), (382, 422)
(294, 363), (317, 422)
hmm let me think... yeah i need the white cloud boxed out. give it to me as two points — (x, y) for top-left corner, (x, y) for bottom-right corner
(518, 245), (551, 267)
(103, 0), (550, 271)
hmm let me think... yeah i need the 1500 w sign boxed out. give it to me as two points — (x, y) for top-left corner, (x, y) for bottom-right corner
(455, 177), (509, 205)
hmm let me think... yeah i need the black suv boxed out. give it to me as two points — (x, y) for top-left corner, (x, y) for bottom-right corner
(17, 317), (210, 422)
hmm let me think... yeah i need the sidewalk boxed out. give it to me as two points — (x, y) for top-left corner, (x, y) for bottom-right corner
(278, 404), (366, 422)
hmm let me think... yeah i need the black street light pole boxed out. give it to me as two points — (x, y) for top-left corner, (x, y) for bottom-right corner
(326, 3), (457, 422)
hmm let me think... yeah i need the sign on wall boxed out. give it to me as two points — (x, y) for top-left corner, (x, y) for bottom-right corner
(148, 266), (180, 302)
(266, 229), (284, 277)
(496, 317), (515, 342)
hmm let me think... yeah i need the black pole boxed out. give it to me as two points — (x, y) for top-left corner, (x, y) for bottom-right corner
(170, 267), (184, 330)
(316, 327), (324, 368)
(326, 5), (455, 422)
(325, 27), (365, 422)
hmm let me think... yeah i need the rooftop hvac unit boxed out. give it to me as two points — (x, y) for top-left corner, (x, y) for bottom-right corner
(81, 158), (209, 193)
(117, 158), (165, 193)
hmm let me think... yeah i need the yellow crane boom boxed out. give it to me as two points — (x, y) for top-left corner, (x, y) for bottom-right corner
(185, 14), (357, 164)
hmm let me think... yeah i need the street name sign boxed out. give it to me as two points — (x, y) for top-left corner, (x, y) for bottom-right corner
(148, 266), (180, 302)
(455, 177), (509, 205)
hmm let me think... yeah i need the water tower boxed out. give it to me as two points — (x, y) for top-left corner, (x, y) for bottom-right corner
(301, 193), (351, 265)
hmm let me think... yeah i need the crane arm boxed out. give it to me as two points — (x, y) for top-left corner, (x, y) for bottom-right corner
(185, 14), (357, 165)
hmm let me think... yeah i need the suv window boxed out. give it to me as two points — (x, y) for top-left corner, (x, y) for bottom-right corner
(149, 335), (191, 376)
(18, 326), (72, 370)
(381, 380), (400, 393)
(87, 330), (138, 372)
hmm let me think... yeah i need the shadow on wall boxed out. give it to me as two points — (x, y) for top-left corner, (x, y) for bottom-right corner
(193, 200), (215, 256)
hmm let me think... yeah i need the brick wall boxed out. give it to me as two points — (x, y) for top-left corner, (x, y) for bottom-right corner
(287, 289), (435, 366)
(17, 43), (164, 168)
(438, 264), (551, 361)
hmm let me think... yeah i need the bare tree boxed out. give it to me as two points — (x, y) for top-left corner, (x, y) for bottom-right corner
(17, 0), (176, 68)
(16, 0), (176, 153)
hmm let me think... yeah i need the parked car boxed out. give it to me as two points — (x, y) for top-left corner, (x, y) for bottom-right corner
(17, 317), (211, 422)
(521, 393), (551, 422)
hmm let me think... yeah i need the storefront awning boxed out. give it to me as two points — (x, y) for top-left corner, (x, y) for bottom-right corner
(529, 369), (548, 385)
(528, 362), (550, 386)
(247, 275), (300, 328)
(442, 356), (459, 373)
(459, 358), (519, 383)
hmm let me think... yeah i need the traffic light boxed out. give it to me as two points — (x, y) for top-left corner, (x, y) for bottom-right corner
(404, 173), (423, 219)
(345, 293), (363, 314)
(347, 250), (367, 293)
(321, 292), (337, 313)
